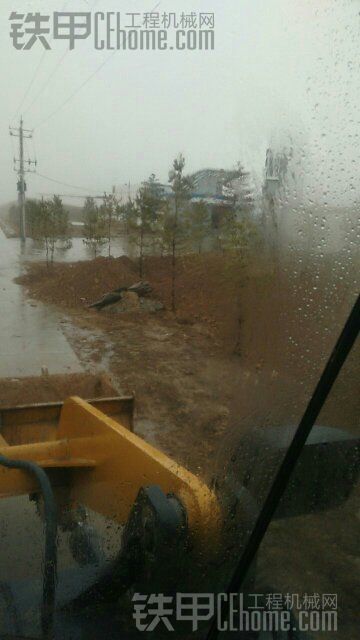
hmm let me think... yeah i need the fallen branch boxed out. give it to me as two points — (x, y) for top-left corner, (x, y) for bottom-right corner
(89, 281), (152, 310)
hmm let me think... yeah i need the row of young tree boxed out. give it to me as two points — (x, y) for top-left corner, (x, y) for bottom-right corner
(82, 155), (257, 310)
(26, 196), (71, 264)
(25, 192), (122, 264)
(25, 156), (256, 309)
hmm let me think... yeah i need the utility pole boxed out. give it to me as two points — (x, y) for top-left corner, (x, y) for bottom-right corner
(9, 118), (36, 241)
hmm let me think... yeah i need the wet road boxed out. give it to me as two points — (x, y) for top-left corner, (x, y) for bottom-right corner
(0, 230), (84, 377)
(0, 232), (126, 377)
(0, 231), (126, 629)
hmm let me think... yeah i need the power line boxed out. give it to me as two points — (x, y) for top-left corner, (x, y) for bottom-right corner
(13, 52), (47, 122)
(34, 1), (160, 129)
(34, 51), (117, 129)
(12, 0), (71, 121)
(24, 49), (69, 117)
(9, 128), (17, 169)
(22, 0), (101, 118)
(31, 132), (38, 163)
(34, 171), (100, 193)
(37, 192), (103, 199)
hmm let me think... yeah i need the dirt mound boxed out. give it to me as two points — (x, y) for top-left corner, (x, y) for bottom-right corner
(16, 254), (244, 344)
(16, 256), (138, 308)
(108, 291), (165, 314)
(15, 251), (360, 374)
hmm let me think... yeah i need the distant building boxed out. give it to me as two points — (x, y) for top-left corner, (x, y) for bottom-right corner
(190, 168), (254, 226)
(114, 167), (254, 227)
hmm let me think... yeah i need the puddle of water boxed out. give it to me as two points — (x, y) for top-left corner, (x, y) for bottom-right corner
(0, 230), (86, 377)
(14, 235), (128, 263)
(62, 321), (116, 375)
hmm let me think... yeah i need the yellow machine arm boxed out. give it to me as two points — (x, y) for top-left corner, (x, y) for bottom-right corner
(0, 396), (221, 552)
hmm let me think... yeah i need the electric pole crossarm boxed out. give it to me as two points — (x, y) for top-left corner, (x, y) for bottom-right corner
(9, 118), (36, 241)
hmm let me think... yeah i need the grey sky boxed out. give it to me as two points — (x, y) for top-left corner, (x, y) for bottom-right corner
(0, 0), (359, 206)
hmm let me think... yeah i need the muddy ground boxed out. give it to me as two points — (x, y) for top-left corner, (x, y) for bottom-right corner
(15, 252), (359, 464)
(0, 372), (118, 407)
(8, 252), (360, 637)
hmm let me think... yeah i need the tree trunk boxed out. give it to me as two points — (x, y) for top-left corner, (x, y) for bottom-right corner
(139, 227), (144, 278)
(171, 198), (178, 312)
(171, 238), (176, 312)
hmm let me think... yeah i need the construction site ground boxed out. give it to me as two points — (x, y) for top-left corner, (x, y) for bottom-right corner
(7, 251), (360, 638)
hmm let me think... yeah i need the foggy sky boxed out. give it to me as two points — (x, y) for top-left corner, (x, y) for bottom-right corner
(0, 0), (359, 207)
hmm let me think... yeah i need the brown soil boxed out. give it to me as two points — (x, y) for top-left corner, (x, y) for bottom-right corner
(12, 252), (360, 638)
(15, 254), (244, 347)
(15, 252), (359, 464)
(0, 372), (118, 408)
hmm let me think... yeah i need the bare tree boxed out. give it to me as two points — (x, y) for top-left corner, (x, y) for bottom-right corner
(167, 155), (193, 311)
(29, 196), (71, 265)
(83, 197), (107, 258)
(100, 193), (121, 258)
(126, 175), (164, 277)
